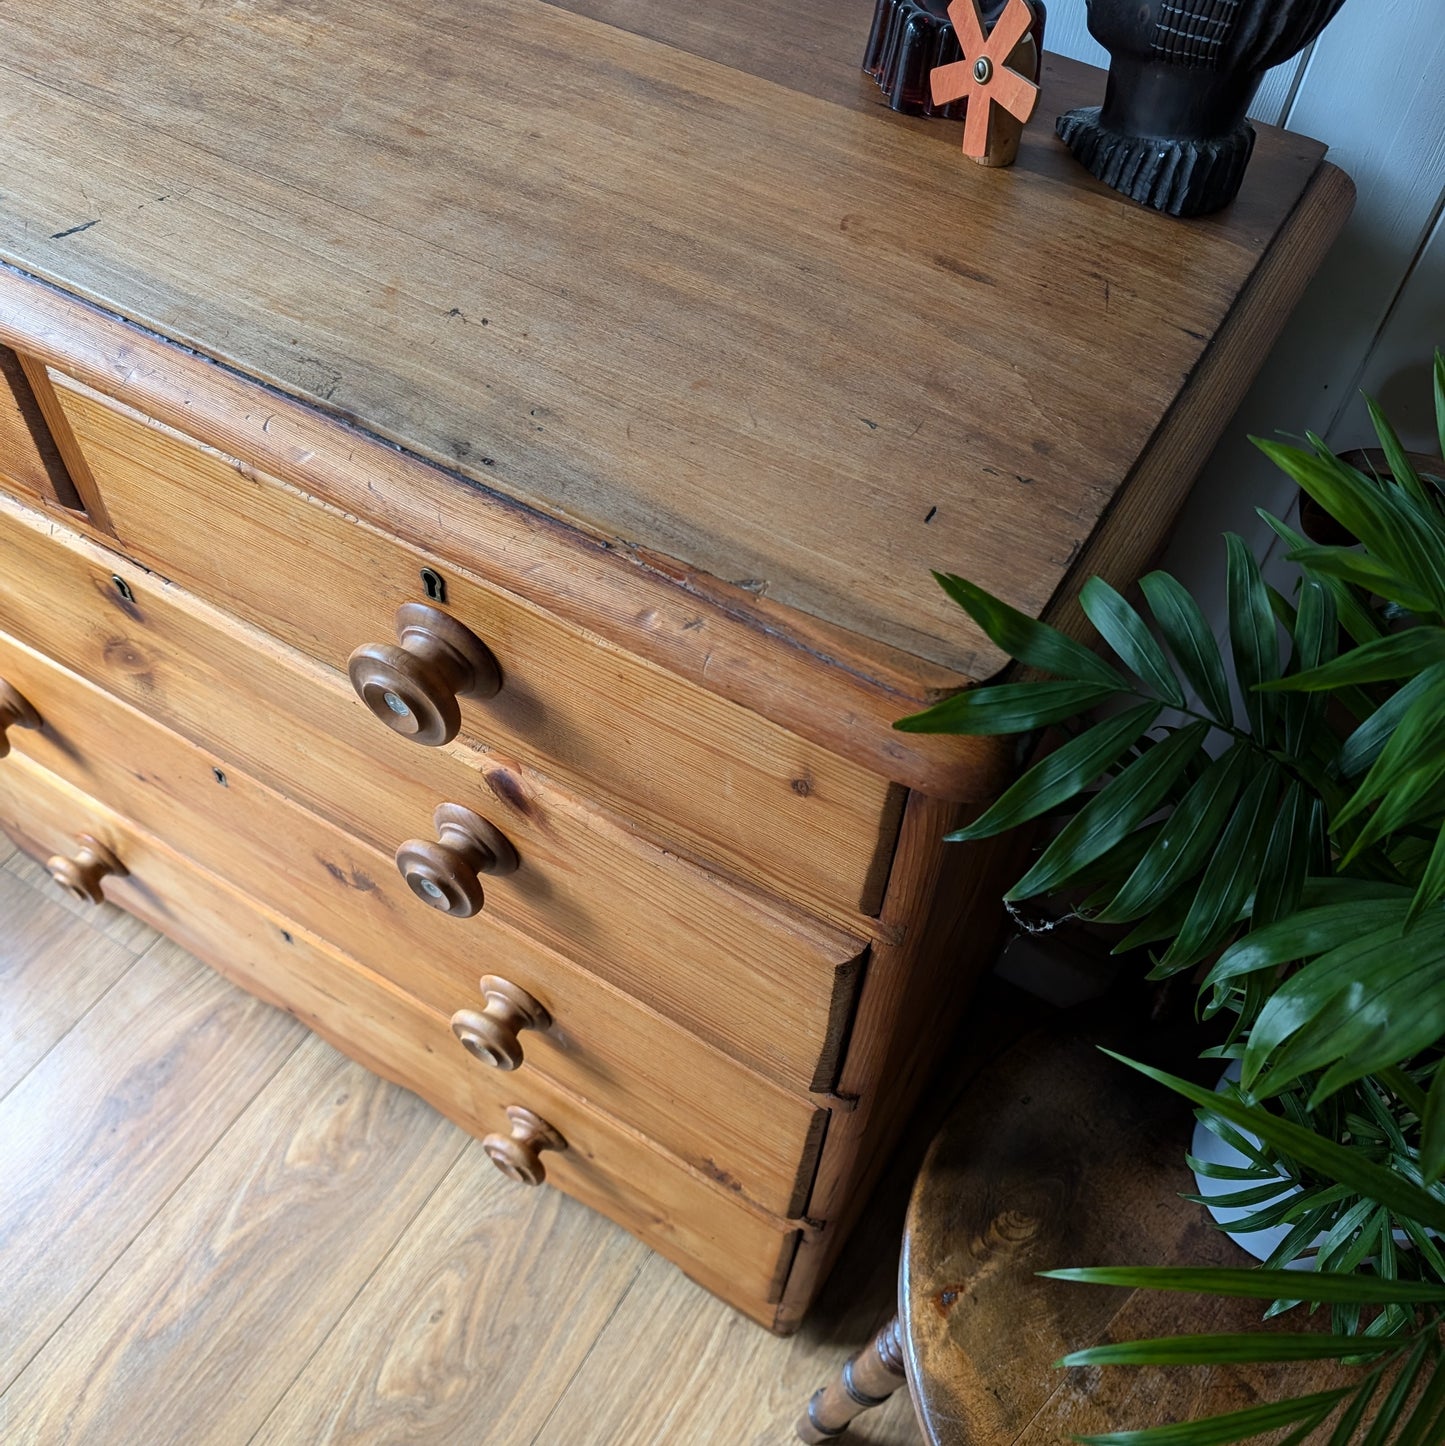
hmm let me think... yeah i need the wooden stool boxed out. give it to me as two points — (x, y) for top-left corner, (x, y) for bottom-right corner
(797, 1029), (1351, 1442)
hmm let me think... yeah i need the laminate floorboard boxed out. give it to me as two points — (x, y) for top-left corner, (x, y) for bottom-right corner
(0, 853), (923, 1445)
(0, 864), (139, 1098)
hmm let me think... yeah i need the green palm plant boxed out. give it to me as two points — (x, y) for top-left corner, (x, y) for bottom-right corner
(897, 355), (1445, 1443)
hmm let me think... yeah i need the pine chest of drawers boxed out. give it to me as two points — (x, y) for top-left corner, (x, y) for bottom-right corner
(0, 0), (1349, 1329)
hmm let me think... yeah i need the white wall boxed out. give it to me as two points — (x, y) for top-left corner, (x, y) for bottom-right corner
(1043, 0), (1445, 633)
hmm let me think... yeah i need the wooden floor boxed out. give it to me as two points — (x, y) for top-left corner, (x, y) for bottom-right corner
(0, 833), (923, 1446)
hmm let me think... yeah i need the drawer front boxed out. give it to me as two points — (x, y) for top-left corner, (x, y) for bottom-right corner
(44, 370), (900, 923)
(0, 751), (798, 1324)
(0, 346), (72, 507)
(0, 621), (842, 1126)
(0, 496), (866, 1096)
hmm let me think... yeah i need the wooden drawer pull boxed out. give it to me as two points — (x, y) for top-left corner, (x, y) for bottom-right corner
(348, 602), (500, 747)
(0, 678), (42, 758)
(395, 802), (518, 918)
(483, 1104), (567, 1186)
(46, 833), (126, 904)
(450, 976), (551, 1070)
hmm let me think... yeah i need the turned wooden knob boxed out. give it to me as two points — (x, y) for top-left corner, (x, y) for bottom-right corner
(450, 976), (551, 1070)
(0, 678), (42, 759)
(46, 834), (125, 905)
(483, 1105), (566, 1186)
(395, 803), (518, 918)
(348, 602), (501, 747)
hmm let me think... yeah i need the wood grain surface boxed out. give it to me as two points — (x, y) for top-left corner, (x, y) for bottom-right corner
(0, 842), (928, 1443)
(0, 621), (865, 1100)
(0, 937), (304, 1391)
(0, 0), (1339, 678)
(0, 344), (76, 508)
(0, 276), (1002, 801)
(0, 751), (805, 1321)
(35, 381), (898, 921)
(0, 705), (829, 1221)
(901, 1032), (1354, 1444)
(250, 1145), (651, 1445)
(0, 1040), (466, 1445)
(0, 864), (139, 1099)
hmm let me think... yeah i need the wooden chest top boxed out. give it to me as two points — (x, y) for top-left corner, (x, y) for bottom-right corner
(0, 0), (1336, 686)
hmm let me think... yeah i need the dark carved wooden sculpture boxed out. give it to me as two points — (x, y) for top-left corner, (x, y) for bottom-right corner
(863, 0), (1045, 117)
(1057, 0), (1349, 217)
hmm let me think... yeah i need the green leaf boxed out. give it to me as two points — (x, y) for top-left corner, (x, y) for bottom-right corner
(1181, 1178), (1298, 1209)
(1283, 579), (1336, 754)
(947, 704), (1163, 842)
(1038, 1267), (1445, 1306)
(1340, 761), (1445, 865)
(1006, 722), (1210, 901)
(1337, 664), (1445, 777)
(1205, 900), (1415, 990)
(1336, 667), (1445, 826)
(1099, 1053), (1445, 1234)
(1140, 571), (1234, 723)
(1257, 924), (1445, 1105)
(1081, 578), (1184, 706)
(1241, 920), (1426, 1089)
(1256, 438), (1445, 614)
(1184, 1154), (1272, 1182)
(1260, 627), (1445, 692)
(1058, 1334), (1397, 1368)
(932, 573), (1129, 686)
(1227, 533), (1281, 739)
(1093, 745), (1252, 924)
(1156, 762), (1278, 970)
(1250, 782), (1309, 932)
(1366, 394), (1430, 507)
(1284, 543), (1436, 614)
(1071, 1389), (1352, 1445)
(1114, 889), (1193, 952)
(1394, 1352), (1445, 1446)
(1436, 350), (1445, 465)
(1326, 1375), (1380, 1446)
(1409, 824), (1445, 926)
(1261, 511), (1386, 646)
(895, 679), (1122, 735)
(1360, 1331), (1434, 1446)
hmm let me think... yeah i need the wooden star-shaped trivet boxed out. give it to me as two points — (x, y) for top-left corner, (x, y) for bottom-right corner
(930, 0), (1040, 166)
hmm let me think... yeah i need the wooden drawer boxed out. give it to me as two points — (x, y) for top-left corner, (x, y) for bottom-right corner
(0, 347), (75, 509)
(0, 495), (867, 1095)
(0, 625), (838, 1194)
(0, 750), (800, 1325)
(41, 369), (901, 923)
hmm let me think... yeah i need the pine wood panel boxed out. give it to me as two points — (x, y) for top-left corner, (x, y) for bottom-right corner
(0, 1039), (467, 1445)
(251, 1144), (652, 1446)
(0, 645), (830, 1213)
(0, 752), (804, 1322)
(777, 793), (1033, 1330)
(0, 619), (865, 1096)
(0, 0), (1334, 678)
(1039, 163), (1356, 650)
(0, 863), (138, 1100)
(44, 373), (899, 920)
(0, 936), (304, 1393)
(0, 271), (999, 805)
(0, 344), (77, 508)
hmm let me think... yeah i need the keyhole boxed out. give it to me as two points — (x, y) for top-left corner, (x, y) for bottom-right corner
(420, 568), (447, 604)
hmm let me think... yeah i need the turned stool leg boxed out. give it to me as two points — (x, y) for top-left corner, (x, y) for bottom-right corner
(795, 1316), (907, 1442)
